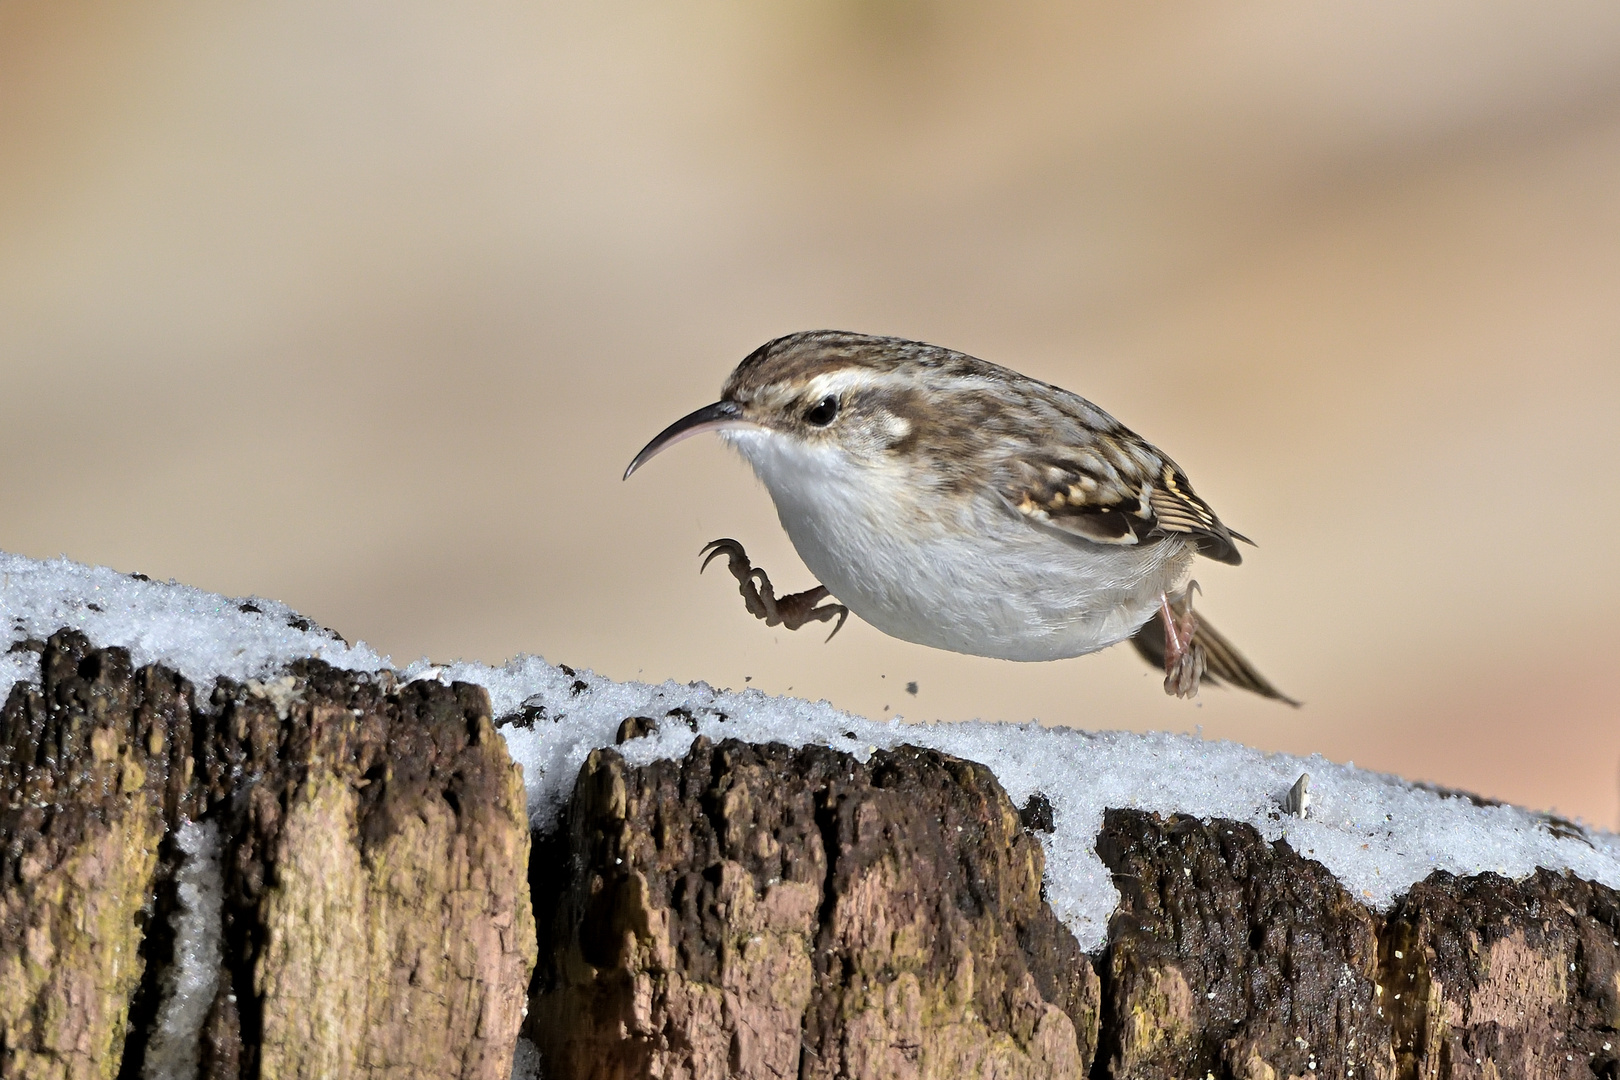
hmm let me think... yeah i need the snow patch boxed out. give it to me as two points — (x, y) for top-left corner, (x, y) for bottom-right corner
(0, 552), (387, 705)
(143, 820), (224, 1080)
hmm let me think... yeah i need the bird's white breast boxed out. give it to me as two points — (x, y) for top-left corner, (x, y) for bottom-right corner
(723, 429), (1192, 661)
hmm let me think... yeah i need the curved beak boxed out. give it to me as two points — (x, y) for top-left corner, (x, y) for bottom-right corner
(623, 400), (756, 480)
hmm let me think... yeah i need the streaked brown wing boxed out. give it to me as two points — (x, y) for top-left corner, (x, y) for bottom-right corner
(998, 433), (1245, 565)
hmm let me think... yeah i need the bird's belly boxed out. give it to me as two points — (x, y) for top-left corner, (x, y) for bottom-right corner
(768, 479), (1193, 662)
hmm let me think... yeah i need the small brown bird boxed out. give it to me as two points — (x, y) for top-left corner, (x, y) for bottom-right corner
(626, 330), (1295, 704)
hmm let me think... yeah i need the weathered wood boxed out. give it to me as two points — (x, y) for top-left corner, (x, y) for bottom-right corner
(0, 633), (535, 1080)
(0, 634), (187, 1080)
(1093, 811), (1620, 1078)
(1097, 809), (1394, 1078)
(1386, 868), (1620, 1076)
(532, 738), (1620, 1080)
(528, 737), (1102, 1079)
(7, 624), (1620, 1078)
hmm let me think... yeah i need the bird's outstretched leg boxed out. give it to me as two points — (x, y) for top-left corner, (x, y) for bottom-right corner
(700, 538), (849, 642)
(1129, 587), (1299, 705)
(1159, 581), (1206, 699)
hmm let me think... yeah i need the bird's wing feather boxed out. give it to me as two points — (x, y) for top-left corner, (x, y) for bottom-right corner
(994, 427), (1245, 565)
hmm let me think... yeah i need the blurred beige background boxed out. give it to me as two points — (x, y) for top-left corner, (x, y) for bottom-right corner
(3, 2), (1619, 822)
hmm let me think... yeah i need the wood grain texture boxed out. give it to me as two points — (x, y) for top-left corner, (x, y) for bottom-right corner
(0, 634), (535, 1080)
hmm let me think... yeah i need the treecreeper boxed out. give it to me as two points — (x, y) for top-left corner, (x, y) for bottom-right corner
(626, 330), (1295, 703)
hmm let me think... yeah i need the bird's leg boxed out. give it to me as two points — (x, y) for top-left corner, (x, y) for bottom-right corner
(700, 538), (849, 642)
(1159, 581), (1207, 699)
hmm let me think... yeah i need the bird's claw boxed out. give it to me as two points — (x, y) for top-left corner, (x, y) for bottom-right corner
(1159, 582), (1207, 699)
(699, 537), (749, 575)
(699, 538), (849, 642)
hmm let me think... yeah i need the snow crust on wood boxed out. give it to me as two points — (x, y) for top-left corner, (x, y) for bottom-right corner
(5, 551), (1618, 953)
(0, 553), (387, 704)
(444, 655), (1620, 951)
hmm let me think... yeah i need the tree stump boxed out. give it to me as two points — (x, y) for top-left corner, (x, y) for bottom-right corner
(6, 625), (1620, 1078)
(0, 631), (535, 1080)
(528, 735), (1620, 1079)
(527, 738), (1100, 1079)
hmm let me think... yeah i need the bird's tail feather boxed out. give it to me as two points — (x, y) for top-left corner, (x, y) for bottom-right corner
(1130, 609), (1300, 706)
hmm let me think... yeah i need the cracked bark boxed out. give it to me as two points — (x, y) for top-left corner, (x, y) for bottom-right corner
(527, 738), (1100, 1079)
(6, 626), (1620, 1079)
(0, 631), (535, 1080)
(531, 736), (1620, 1080)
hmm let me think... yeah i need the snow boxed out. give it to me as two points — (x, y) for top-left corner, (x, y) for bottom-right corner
(0, 552), (388, 704)
(5, 550), (1620, 956)
(143, 820), (224, 1080)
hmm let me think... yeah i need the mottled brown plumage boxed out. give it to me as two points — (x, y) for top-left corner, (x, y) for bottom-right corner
(630, 330), (1292, 704)
(725, 331), (1247, 563)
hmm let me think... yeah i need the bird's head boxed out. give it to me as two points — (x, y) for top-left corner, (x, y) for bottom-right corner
(624, 331), (962, 480)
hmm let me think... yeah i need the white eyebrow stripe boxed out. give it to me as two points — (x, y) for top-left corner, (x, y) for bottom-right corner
(803, 368), (898, 399)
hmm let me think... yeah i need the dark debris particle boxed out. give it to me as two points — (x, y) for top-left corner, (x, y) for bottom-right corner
(8, 640), (44, 655)
(85, 603), (102, 613)
(239, 602), (262, 614)
(569, 680), (589, 696)
(905, 681), (918, 695)
(559, 664), (576, 677)
(616, 716), (658, 744)
(129, 572), (151, 581)
(286, 615), (316, 633)
(666, 707), (699, 733)
(497, 701), (550, 730)
(1542, 814), (1592, 846)
(842, 731), (857, 740)
(1019, 792), (1056, 834)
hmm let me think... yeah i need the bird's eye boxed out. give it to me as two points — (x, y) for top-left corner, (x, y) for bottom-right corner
(804, 395), (839, 426)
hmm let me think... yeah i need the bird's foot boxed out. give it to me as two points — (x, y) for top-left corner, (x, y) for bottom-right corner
(1159, 582), (1206, 699)
(700, 538), (849, 642)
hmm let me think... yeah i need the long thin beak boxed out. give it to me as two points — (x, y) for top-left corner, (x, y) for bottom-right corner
(623, 400), (756, 480)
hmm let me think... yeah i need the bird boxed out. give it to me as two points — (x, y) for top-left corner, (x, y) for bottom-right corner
(624, 330), (1295, 704)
